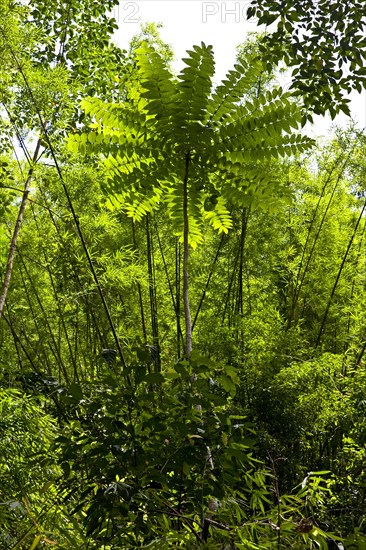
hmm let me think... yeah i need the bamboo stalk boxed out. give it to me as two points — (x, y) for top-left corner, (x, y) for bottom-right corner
(0, 138), (41, 318)
(316, 196), (366, 348)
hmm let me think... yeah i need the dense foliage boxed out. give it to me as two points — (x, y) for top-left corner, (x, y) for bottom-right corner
(1, 1), (366, 548)
(248, 0), (366, 118)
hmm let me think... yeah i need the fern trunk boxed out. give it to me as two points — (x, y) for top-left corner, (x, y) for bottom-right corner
(183, 153), (192, 356)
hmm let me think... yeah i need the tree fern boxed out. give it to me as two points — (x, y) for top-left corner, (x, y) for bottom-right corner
(69, 41), (314, 355)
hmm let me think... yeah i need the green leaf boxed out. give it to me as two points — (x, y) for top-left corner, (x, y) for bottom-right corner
(144, 372), (165, 384)
(68, 383), (83, 401)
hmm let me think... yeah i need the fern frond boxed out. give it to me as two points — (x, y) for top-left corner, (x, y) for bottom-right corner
(201, 195), (232, 233)
(213, 91), (314, 162)
(136, 43), (176, 126)
(173, 43), (215, 146)
(125, 188), (164, 221)
(207, 57), (263, 123)
(102, 187), (163, 222)
(68, 96), (160, 160)
(166, 184), (204, 248)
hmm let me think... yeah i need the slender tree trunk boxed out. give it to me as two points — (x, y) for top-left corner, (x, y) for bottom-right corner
(181, 153), (217, 536)
(288, 153), (350, 328)
(31, 204), (79, 381)
(176, 240), (182, 358)
(222, 243), (240, 326)
(36, 177), (106, 372)
(316, 195), (366, 348)
(132, 220), (147, 344)
(155, 222), (184, 353)
(0, 138), (41, 318)
(192, 233), (225, 332)
(146, 214), (161, 370)
(183, 153), (192, 356)
(344, 221), (365, 354)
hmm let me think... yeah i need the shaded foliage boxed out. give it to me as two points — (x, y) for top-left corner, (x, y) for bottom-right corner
(248, 0), (366, 118)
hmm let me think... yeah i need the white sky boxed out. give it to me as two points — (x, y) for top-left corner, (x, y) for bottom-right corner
(112, 0), (366, 141)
